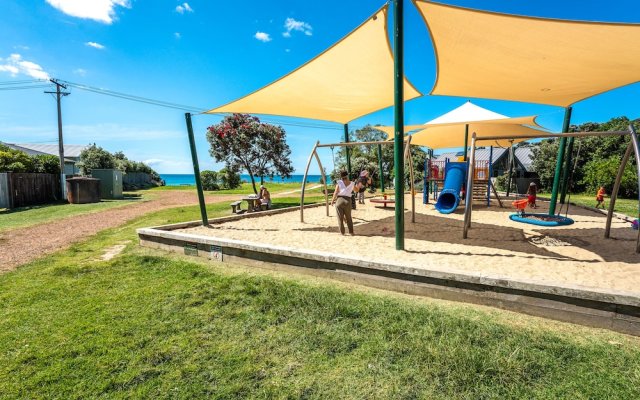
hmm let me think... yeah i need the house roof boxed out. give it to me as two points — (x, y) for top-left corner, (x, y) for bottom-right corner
(514, 146), (535, 172)
(432, 147), (508, 164)
(7, 143), (88, 158)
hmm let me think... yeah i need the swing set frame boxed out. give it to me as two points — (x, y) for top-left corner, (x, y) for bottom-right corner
(299, 136), (416, 223)
(463, 125), (640, 253)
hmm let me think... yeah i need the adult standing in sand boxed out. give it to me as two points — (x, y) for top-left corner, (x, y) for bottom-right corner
(331, 170), (363, 235)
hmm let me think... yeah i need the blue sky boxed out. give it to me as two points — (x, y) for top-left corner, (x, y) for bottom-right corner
(1, 0), (639, 174)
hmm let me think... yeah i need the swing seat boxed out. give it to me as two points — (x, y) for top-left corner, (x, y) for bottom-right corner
(509, 213), (574, 227)
(511, 199), (528, 211)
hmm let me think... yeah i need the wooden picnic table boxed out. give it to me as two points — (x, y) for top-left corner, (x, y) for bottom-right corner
(369, 198), (395, 208)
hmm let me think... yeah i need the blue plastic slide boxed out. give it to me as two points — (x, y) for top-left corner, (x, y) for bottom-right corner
(435, 162), (467, 214)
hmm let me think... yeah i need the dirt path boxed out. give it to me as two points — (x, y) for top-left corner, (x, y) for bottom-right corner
(0, 191), (240, 273)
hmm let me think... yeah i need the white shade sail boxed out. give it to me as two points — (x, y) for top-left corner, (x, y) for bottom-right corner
(377, 101), (548, 149)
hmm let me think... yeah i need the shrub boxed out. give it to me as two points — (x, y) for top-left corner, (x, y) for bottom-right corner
(219, 167), (241, 189)
(31, 155), (61, 174)
(77, 144), (116, 175)
(580, 156), (638, 198)
(200, 170), (220, 191)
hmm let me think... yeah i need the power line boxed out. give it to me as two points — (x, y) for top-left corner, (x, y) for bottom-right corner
(0, 79), (47, 86)
(0, 84), (52, 91)
(61, 79), (355, 131)
(60, 80), (205, 113)
(5, 77), (366, 132)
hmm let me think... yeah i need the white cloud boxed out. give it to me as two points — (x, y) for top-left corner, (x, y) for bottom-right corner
(73, 68), (87, 76)
(0, 54), (49, 80)
(13, 45), (30, 51)
(85, 41), (105, 50)
(283, 17), (312, 37)
(175, 2), (193, 14)
(45, 0), (130, 24)
(254, 31), (272, 43)
(174, 32), (181, 39)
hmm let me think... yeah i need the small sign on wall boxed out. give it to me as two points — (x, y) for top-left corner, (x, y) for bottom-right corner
(184, 243), (198, 256)
(210, 245), (223, 261)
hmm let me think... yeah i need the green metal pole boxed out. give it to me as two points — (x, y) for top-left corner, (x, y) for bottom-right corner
(344, 123), (352, 177)
(377, 143), (385, 192)
(549, 106), (572, 215)
(185, 113), (209, 226)
(559, 136), (575, 204)
(393, 0), (405, 250)
(463, 124), (469, 161)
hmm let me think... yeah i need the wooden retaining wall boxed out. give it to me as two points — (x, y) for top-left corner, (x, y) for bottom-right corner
(0, 173), (61, 209)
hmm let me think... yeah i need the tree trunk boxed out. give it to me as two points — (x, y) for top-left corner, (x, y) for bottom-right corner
(248, 172), (258, 194)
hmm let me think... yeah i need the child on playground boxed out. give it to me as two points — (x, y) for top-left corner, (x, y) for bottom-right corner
(357, 170), (372, 204)
(527, 182), (538, 209)
(596, 186), (607, 209)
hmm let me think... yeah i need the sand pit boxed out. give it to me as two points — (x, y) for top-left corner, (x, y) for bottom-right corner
(177, 195), (640, 295)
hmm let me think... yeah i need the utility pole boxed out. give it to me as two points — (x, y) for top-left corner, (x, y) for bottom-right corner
(45, 79), (70, 200)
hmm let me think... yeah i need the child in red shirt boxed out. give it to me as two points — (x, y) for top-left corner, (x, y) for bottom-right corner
(596, 187), (606, 209)
(527, 182), (538, 209)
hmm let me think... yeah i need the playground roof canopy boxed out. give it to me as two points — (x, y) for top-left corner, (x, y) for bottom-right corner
(414, 0), (640, 107)
(377, 101), (548, 149)
(205, 6), (421, 124)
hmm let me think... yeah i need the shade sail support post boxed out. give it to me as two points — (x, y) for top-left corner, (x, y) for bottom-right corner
(393, 0), (405, 250)
(300, 141), (320, 223)
(378, 143), (385, 192)
(463, 133), (477, 238)
(423, 158), (428, 205)
(550, 106), (572, 215)
(463, 124), (469, 161)
(487, 145), (493, 206)
(344, 124), (352, 177)
(185, 113), (208, 226)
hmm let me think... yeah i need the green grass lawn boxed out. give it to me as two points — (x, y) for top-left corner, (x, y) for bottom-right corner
(1, 195), (639, 398)
(539, 192), (638, 218)
(0, 192), (149, 233)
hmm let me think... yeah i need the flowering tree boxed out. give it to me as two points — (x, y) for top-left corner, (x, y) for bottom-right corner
(206, 114), (294, 194)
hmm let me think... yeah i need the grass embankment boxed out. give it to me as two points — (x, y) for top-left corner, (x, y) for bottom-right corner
(1, 194), (639, 398)
(539, 192), (638, 218)
(0, 193), (148, 232)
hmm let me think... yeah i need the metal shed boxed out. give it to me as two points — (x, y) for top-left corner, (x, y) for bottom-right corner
(91, 169), (123, 199)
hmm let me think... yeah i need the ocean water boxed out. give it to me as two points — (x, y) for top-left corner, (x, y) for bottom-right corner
(160, 174), (324, 186)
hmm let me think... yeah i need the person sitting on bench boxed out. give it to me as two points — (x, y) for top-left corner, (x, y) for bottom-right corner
(259, 185), (271, 209)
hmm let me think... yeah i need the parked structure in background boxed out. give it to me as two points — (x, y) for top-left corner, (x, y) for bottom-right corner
(90, 169), (124, 199)
(0, 142), (88, 175)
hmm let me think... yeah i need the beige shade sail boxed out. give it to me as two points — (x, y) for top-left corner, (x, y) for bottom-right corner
(414, 0), (640, 107)
(410, 121), (547, 149)
(206, 6), (422, 124)
(377, 101), (548, 148)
